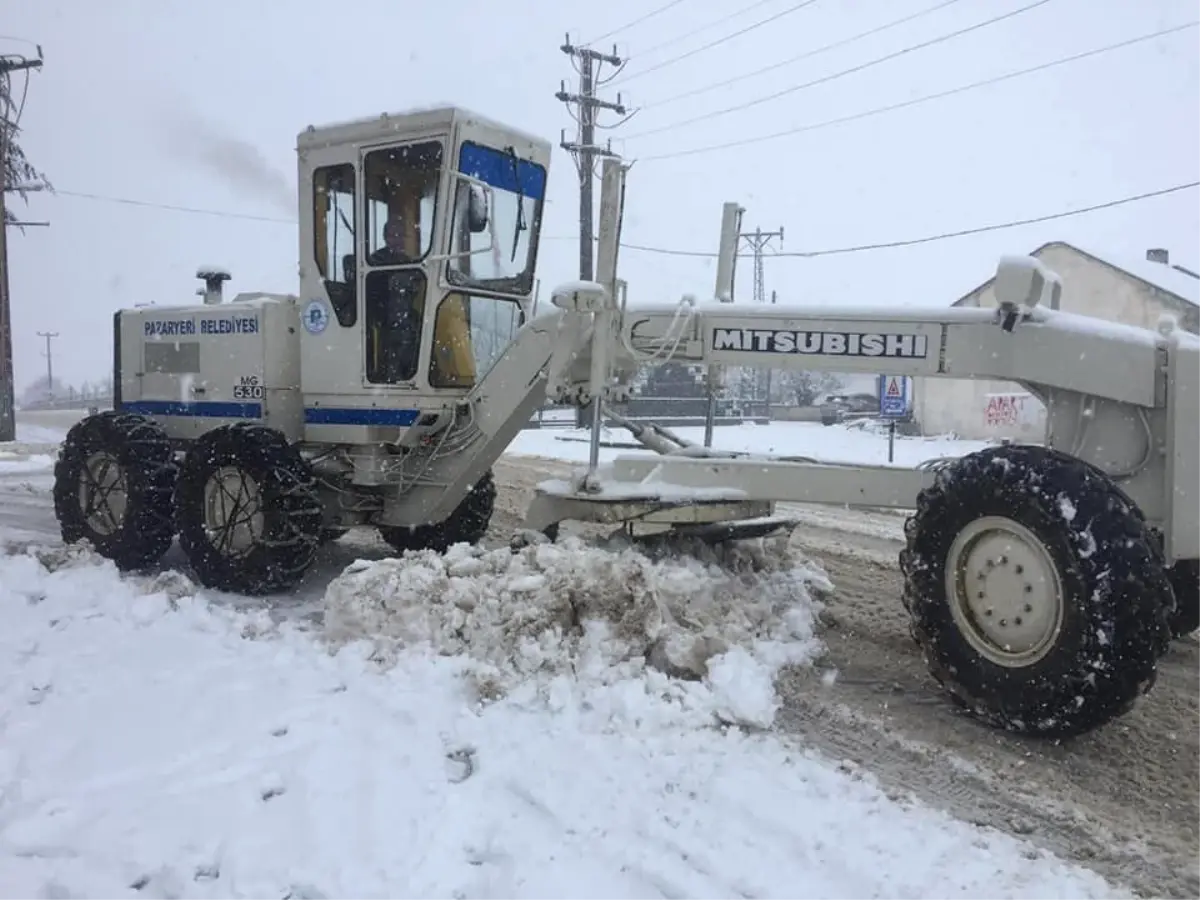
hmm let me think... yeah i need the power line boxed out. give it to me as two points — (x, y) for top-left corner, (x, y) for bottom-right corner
(624, 0), (1055, 140)
(627, 0), (778, 59)
(602, 182), (1200, 259)
(55, 189), (296, 224)
(610, 0), (822, 88)
(639, 0), (967, 110)
(582, 0), (691, 47)
(635, 21), (1199, 162)
(39, 180), (1200, 264)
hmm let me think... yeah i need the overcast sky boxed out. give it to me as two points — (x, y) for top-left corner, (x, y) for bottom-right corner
(2, 0), (1197, 390)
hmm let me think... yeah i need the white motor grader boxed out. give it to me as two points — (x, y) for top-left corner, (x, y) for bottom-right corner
(52, 105), (1197, 739)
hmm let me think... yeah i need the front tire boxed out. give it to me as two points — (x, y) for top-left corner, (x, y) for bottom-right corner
(1167, 559), (1199, 638)
(379, 470), (496, 555)
(174, 423), (323, 595)
(900, 444), (1174, 738)
(52, 411), (177, 570)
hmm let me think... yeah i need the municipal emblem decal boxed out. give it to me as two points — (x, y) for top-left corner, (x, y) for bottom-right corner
(302, 299), (330, 335)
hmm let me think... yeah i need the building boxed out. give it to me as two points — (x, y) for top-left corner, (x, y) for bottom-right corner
(912, 241), (1200, 440)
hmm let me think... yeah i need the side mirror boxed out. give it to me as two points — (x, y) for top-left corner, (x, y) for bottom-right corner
(467, 184), (489, 234)
(427, 174), (497, 264)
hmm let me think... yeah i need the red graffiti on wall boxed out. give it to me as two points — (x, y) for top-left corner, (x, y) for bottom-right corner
(984, 394), (1024, 429)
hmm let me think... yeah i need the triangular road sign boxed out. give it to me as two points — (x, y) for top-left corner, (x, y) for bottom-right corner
(886, 377), (903, 398)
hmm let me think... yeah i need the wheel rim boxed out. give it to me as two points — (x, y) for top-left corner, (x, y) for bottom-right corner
(945, 515), (1065, 668)
(79, 451), (129, 536)
(202, 466), (265, 558)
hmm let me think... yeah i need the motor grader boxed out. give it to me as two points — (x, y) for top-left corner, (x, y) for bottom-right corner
(52, 105), (1198, 739)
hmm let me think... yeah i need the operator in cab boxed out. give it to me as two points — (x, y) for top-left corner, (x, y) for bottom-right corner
(368, 217), (412, 268)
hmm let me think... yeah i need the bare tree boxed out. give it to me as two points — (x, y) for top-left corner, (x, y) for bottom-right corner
(2, 59), (53, 228)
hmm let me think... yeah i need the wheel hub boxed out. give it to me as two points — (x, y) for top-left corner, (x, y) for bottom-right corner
(79, 451), (129, 536)
(202, 466), (264, 558)
(946, 516), (1064, 667)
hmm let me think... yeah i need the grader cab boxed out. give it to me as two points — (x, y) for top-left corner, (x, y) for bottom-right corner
(299, 107), (550, 420)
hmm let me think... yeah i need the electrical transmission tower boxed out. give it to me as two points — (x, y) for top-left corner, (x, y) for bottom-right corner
(0, 50), (46, 441)
(739, 225), (784, 414)
(740, 225), (784, 304)
(556, 34), (630, 424)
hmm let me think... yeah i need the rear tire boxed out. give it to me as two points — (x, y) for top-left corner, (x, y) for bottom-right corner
(900, 444), (1173, 738)
(379, 470), (496, 555)
(1167, 559), (1199, 638)
(174, 423), (323, 595)
(52, 411), (177, 570)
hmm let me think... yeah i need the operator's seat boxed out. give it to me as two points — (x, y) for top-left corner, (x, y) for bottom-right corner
(312, 253), (357, 327)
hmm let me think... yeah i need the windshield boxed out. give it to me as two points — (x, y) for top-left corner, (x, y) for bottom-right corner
(447, 141), (546, 295)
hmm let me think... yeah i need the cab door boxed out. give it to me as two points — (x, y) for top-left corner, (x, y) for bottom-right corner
(359, 139), (445, 389)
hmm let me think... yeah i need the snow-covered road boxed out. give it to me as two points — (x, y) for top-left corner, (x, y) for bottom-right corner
(0, 412), (1168, 897)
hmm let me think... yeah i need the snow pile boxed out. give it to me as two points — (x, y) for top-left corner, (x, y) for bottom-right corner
(324, 533), (831, 730)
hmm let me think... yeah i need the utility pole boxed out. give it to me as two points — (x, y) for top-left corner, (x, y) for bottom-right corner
(37, 330), (57, 400)
(703, 202), (743, 447)
(739, 226), (784, 418)
(0, 51), (45, 441)
(557, 36), (629, 426)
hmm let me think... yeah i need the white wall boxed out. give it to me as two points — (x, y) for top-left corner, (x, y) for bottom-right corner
(913, 244), (1192, 440)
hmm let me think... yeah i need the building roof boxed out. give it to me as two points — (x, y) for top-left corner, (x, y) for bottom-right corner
(953, 240), (1200, 309)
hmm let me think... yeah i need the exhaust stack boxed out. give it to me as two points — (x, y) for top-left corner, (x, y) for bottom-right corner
(196, 267), (232, 305)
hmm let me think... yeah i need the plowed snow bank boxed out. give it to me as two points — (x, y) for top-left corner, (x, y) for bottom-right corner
(324, 533), (831, 729)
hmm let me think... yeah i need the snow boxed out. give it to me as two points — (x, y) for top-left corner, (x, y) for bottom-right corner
(12, 422), (67, 446)
(1034, 306), (1166, 347)
(622, 298), (1004, 321)
(0, 423), (63, 476)
(1069, 243), (1200, 307)
(0, 449), (56, 476)
(325, 534), (826, 730)
(0, 542), (1119, 899)
(995, 253), (1060, 309)
(537, 464), (751, 502)
(510, 420), (990, 468)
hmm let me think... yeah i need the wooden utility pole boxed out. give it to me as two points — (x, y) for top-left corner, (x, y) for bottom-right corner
(0, 52), (45, 441)
(556, 36), (629, 425)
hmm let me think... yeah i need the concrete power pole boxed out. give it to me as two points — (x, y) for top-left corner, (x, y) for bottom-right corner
(0, 52), (45, 441)
(702, 202), (744, 447)
(739, 226), (784, 417)
(556, 35), (627, 425)
(37, 330), (57, 401)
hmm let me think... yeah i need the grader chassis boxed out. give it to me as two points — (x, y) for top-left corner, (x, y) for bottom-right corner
(51, 105), (1198, 740)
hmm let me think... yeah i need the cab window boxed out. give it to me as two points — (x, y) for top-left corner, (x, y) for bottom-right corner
(447, 142), (545, 295)
(365, 269), (426, 384)
(313, 163), (357, 326)
(363, 141), (443, 267)
(429, 292), (524, 388)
